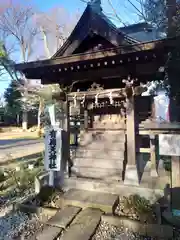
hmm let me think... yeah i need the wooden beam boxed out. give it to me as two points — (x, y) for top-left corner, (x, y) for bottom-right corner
(67, 88), (126, 101)
(139, 148), (151, 153)
(15, 36), (177, 73)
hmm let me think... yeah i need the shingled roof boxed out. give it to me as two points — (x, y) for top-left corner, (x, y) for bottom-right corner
(119, 22), (164, 42)
(52, 0), (163, 60)
(52, 0), (139, 58)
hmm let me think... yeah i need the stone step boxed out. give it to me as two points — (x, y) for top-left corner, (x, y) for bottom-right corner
(78, 142), (125, 150)
(63, 177), (164, 201)
(79, 131), (126, 146)
(74, 149), (125, 159)
(61, 189), (119, 213)
(33, 225), (62, 240)
(79, 140), (125, 148)
(73, 158), (124, 169)
(46, 205), (81, 229)
(71, 166), (122, 180)
(61, 208), (103, 240)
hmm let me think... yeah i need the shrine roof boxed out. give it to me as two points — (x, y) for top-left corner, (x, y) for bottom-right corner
(13, 1), (177, 82)
(119, 23), (164, 42)
(14, 36), (176, 77)
(52, 1), (139, 58)
(51, 1), (163, 59)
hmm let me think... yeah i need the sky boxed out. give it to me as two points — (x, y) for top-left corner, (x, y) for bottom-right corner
(0, 0), (140, 95)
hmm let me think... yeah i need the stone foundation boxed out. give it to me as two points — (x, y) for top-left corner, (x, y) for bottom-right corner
(71, 130), (125, 180)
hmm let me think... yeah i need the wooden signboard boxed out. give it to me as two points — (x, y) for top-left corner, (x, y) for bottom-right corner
(159, 134), (180, 156)
(44, 126), (63, 171)
(159, 134), (180, 216)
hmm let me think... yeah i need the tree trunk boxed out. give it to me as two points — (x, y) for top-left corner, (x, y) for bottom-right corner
(16, 114), (20, 126)
(37, 97), (44, 129)
(22, 111), (28, 130)
(40, 26), (51, 58)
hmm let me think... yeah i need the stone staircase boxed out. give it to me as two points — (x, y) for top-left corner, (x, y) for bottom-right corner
(30, 189), (173, 240)
(31, 189), (119, 240)
(70, 130), (126, 181)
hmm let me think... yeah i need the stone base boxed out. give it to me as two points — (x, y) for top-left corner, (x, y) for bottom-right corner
(124, 165), (139, 186)
(61, 189), (119, 213)
(63, 177), (163, 201)
(150, 169), (158, 177)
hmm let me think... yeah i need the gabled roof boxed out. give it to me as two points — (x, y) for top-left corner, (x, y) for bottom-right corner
(119, 22), (164, 42)
(52, 2), (139, 58)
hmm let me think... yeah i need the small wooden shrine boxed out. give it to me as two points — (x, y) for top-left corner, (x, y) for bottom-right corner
(15, 0), (178, 191)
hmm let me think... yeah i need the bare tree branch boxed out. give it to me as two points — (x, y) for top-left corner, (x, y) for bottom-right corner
(34, 7), (79, 57)
(107, 0), (127, 26)
(126, 0), (147, 21)
(0, 2), (38, 62)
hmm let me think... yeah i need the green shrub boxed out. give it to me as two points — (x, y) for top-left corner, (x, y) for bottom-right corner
(122, 194), (155, 223)
(0, 170), (6, 183)
(34, 156), (44, 167)
(164, 160), (171, 172)
(37, 186), (56, 203)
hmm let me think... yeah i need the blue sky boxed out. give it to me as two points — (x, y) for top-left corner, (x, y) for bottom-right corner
(0, 0), (140, 95)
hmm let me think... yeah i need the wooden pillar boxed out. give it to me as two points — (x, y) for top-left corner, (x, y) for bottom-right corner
(167, 0), (176, 38)
(150, 134), (158, 177)
(124, 96), (139, 185)
(151, 97), (156, 120)
(171, 156), (180, 212)
(84, 109), (88, 130)
(63, 99), (70, 178)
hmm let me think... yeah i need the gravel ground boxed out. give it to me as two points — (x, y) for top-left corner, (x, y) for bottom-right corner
(0, 188), (43, 240)
(0, 188), (35, 209)
(92, 222), (158, 240)
(0, 211), (43, 240)
(93, 221), (180, 240)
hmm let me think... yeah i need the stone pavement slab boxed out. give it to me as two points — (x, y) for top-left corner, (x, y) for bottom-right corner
(62, 189), (119, 213)
(61, 208), (102, 240)
(47, 205), (81, 229)
(35, 225), (62, 240)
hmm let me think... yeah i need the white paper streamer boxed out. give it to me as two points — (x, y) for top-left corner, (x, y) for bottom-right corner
(109, 92), (114, 105)
(73, 94), (77, 107)
(95, 93), (99, 105)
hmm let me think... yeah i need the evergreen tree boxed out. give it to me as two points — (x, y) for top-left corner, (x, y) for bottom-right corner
(4, 81), (22, 119)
